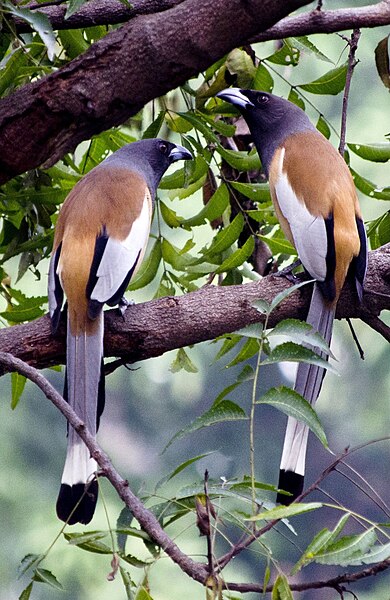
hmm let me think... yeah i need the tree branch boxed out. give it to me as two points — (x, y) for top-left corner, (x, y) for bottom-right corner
(15, 0), (185, 31)
(0, 0), (311, 183)
(250, 0), (390, 43)
(0, 244), (389, 374)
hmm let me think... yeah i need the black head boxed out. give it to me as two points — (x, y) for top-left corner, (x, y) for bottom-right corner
(104, 138), (193, 196)
(216, 88), (314, 174)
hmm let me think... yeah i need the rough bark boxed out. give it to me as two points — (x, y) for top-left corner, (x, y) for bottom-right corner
(0, 0), (312, 183)
(0, 244), (389, 374)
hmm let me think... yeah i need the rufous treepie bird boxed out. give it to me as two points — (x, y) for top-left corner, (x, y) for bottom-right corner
(216, 88), (367, 503)
(48, 138), (192, 524)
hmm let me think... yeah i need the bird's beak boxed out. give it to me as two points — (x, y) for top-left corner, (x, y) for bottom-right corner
(169, 145), (193, 162)
(216, 88), (254, 109)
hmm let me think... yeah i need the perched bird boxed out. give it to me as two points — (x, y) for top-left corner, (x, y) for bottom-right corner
(48, 138), (192, 524)
(216, 88), (367, 503)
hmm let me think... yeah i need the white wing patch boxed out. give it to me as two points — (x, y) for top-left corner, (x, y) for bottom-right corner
(90, 197), (151, 303)
(275, 148), (328, 281)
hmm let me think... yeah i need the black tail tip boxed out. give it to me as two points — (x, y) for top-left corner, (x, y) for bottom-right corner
(276, 470), (304, 505)
(56, 481), (98, 525)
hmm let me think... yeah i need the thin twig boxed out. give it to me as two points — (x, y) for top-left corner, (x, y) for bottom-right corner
(339, 29), (361, 156)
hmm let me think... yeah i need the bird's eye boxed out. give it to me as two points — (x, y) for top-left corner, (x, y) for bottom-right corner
(257, 94), (269, 105)
(159, 142), (168, 155)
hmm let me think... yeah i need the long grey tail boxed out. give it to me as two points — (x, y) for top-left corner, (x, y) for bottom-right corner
(56, 313), (105, 525)
(277, 283), (335, 504)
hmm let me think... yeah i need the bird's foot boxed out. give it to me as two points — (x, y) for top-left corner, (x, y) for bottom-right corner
(273, 258), (302, 284)
(117, 296), (134, 319)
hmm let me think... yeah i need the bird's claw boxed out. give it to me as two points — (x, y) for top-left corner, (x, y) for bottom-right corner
(117, 297), (134, 319)
(273, 258), (302, 283)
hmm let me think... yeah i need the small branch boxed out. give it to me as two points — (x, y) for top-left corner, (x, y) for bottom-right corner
(0, 351), (209, 585)
(222, 558), (390, 594)
(339, 29), (361, 156)
(361, 314), (390, 342)
(250, 1), (390, 44)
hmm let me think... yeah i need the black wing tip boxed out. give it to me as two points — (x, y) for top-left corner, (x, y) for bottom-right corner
(276, 470), (304, 505)
(56, 482), (98, 525)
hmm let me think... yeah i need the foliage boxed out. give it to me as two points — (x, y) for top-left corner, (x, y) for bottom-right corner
(0, 3), (389, 600)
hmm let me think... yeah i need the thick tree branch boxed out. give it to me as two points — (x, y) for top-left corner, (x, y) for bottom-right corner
(0, 244), (389, 373)
(0, 0), (311, 183)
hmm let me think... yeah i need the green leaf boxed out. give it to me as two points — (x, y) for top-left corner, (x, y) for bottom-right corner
(348, 541), (390, 566)
(290, 37), (333, 63)
(160, 155), (209, 190)
(267, 279), (314, 314)
(351, 169), (390, 200)
(164, 400), (247, 451)
(5, 3), (56, 61)
(288, 88), (305, 110)
(262, 342), (335, 374)
(18, 554), (43, 577)
(292, 513), (351, 573)
(0, 47), (25, 97)
(316, 115), (331, 139)
(227, 337), (259, 367)
(266, 40), (300, 66)
(58, 30), (88, 59)
(19, 583), (33, 600)
(65, 0), (89, 19)
(0, 295), (46, 324)
(213, 334), (242, 362)
(315, 528), (377, 566)
(120, 554), (150, 568)
(11, 372), (26, 409)
(299, 64), (348, 95)
(135, 586), (154, 600)
(272, 573), (294, 600)
(237, 322), (264, 340)
(33, 569), (63, 590)
(180, 183), (230, 227)
(64, 531), (112, 554)
(201, 213), (244, 258)
(256, 386), (328, 447)
(226, 48), (256, 88)
(120, 567), (134, 600)
(253, 63), (274, 92)
(170, 348), (199, 373)
(177, 111), (220, 144)
(348, 142), (390, 163)
(142, 111), (166, 139)
(127, 240), (162, 291)
(269, 319), (332, 356)
(161, 238), (195, 271)
(257, 233), (296, 256)
(215, 236), (255, 274)
(157, 452), (216, 490)
(247, 502), (322, 522)
(218, 147), (261, 171)
(229, 181), (271, 202)
(375, 35), (390, 90)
